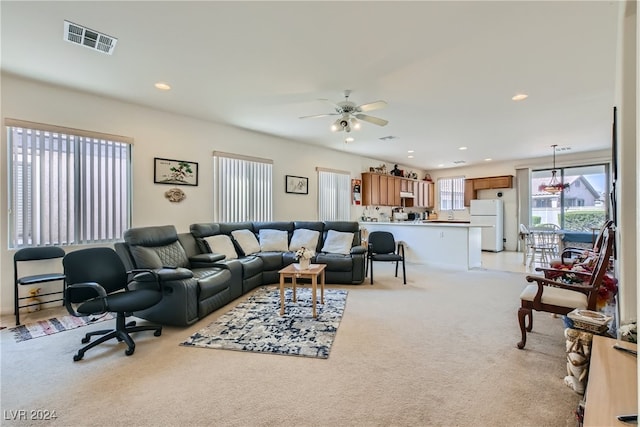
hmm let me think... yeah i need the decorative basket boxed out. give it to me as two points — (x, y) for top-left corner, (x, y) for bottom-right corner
(567, 309), (612, 334)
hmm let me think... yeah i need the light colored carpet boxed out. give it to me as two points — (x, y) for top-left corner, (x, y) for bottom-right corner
(0, 264), (580, 426)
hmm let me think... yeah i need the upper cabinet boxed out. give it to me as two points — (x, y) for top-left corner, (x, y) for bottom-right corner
(362, 172), (433, 208)
(464, 175), (513, 206)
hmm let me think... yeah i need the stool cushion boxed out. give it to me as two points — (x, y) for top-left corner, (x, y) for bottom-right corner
(520, 284), (588, 309)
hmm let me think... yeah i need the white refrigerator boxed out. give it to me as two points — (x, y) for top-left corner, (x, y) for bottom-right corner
(470, 199), (504, 252)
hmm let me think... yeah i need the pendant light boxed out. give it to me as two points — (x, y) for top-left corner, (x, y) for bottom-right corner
(538, 144), (569, 194)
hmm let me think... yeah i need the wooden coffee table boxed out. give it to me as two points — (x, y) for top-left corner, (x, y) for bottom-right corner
(278, 263), (326, 318)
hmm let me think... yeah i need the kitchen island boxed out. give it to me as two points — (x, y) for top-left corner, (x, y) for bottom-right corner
(359, 221), (483, 270)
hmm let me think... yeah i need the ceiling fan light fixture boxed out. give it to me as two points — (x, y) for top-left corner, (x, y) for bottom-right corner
(350, 117), (361, 130)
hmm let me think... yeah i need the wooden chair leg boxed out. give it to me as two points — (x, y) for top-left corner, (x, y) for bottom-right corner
(517, 306), (532, 349)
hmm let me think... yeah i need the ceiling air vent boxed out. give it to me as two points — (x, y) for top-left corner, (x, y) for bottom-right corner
(63, 20), (117, 55)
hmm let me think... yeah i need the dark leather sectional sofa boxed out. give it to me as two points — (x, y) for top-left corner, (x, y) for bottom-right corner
(115, 221), (365, 326)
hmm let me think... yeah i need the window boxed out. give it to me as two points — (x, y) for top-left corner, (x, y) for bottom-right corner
(317, 168), (350, 221)
(438, 176), (465, 211)
(213, 152), (272, 222)
(530, 164), (608, 231)
(7, 119), (131, 248)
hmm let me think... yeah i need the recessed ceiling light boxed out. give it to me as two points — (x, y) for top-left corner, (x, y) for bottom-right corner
(484, 158), (492, 161)
(458, 146), (467, 151)
(408, 155), (414, 159)
(154, 82), (171, 91)
(438, 164), (445, 168)
(512, 93), (528, 101)
(408, 150), (414, 153)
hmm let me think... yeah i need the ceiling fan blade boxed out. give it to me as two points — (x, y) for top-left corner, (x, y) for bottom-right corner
(356, 100), (387, 112)
(299, 113), (340, 119)
(355, 113), (388, 126)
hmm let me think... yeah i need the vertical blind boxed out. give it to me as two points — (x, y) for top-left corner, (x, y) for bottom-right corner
(438, 176), (465, 211)
(7, 119), (131, 248)
(213, 152), (273, 222)
(317, 168), (350, 221)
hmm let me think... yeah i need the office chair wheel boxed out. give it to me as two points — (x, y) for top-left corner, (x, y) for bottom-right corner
(154, 329), (162, 337)
(125, 346), (135, 356)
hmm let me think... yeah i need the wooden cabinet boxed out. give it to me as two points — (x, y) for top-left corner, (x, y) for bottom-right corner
(362, 172), (433, 208)
(464, 175), (513, 206)
(361, 173), (380, 206)
(361, 173), (406, 207)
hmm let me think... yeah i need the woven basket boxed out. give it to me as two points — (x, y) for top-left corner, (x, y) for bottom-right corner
(567, 309), (612, 334)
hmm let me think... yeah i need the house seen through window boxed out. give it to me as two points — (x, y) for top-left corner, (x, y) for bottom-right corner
(530, 163), (609, 233)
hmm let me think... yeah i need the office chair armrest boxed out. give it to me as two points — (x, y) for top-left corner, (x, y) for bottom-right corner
(397, 242), (405, 256)
(65, 282), (108, 316)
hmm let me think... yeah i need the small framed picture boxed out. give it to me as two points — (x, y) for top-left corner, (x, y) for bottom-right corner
(154, 158), (198, 186)
(286, 175), (308, 194)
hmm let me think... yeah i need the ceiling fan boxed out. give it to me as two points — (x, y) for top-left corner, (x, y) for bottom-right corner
(299, 90), (388, 133)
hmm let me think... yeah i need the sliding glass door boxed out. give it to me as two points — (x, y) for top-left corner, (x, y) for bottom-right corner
(530, 164), (609, 234)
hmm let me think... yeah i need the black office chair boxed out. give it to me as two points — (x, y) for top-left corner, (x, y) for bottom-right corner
(14, 246), (66, 325)
(366, 231), (406, 285)
(63, 247), (163, 361)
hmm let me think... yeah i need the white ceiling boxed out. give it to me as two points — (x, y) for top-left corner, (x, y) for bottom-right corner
(1, 1), (620, 170)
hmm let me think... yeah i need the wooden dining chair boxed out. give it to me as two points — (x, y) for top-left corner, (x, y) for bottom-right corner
(516, 224), (614, 349)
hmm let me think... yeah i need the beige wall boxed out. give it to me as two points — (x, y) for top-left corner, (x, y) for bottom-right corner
(0, 73), (421, 314)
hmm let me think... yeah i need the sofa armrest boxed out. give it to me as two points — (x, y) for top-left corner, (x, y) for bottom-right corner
(133, 267), (193, 282)
(350, 245), (367, 255)
(189, 253), (226, 268)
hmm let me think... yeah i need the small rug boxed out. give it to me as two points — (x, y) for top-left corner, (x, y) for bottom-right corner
(9, 313), (115, 342)
(181, 286), (348, 359)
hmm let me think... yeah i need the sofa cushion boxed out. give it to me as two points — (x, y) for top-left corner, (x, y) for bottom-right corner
(316, 253), (353, 272)
(255, 252), (284, 271)
(258, 229), (289, 252)
(130, 241), (190, 268)
(289, 228), (321, 252)
(321, 230), (354, 255)
(231, 229), (261, 255)
(203, 235), (238, 260)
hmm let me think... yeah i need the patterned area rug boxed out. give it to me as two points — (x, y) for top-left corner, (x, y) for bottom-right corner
(181, 286), (348, 359)
(9, 313), (115, 342)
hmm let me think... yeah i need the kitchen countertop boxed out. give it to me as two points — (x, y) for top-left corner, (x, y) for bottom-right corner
(359, 221), (477, 227)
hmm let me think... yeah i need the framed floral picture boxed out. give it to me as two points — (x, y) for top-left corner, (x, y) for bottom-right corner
(154, 158), (198, 186)
(286, 175), (308, 194)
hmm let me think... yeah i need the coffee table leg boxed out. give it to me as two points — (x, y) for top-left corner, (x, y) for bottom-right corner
(293, 276), (297, 302)
(320, 270), (325, 304)
(312, 275), (317, 318)
(279, 273), (285, 316)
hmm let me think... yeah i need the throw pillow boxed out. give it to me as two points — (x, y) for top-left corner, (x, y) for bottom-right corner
(321, 230), (354, 255)
(258, 229), (289, 252)
(231, 229), (261, 255)
(289, 228), (320, 252)
(203, 235), (238, 260)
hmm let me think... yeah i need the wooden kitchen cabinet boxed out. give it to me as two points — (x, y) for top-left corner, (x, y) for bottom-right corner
(361, 172), (402, 207)
(361, 173), (380, 206)
(389, 176), (401, 206)
(464, 175), (513, 206)
(405, 180), (434, 208)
